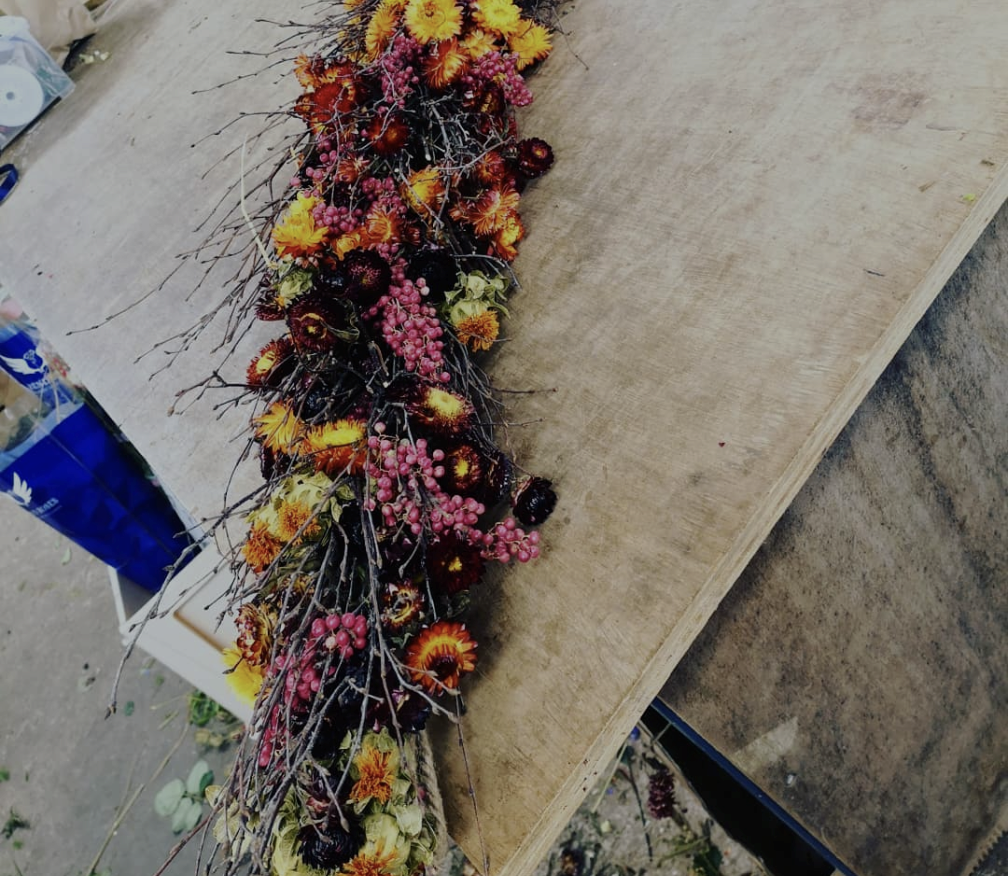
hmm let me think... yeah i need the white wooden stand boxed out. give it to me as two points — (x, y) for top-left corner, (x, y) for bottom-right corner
(108, 546), (252, 723)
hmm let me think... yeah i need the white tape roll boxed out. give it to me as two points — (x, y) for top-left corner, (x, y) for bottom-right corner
(0, 65), (45, 128)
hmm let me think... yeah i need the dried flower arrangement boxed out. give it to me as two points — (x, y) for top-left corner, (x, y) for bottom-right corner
(150, 1), (565, 873)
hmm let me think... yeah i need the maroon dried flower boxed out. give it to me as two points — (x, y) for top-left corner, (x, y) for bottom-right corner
(646, 767), (678, 819)
(406, 384), (475, 437)
(255, 295), (286, 321)
(380, 581), (426, 633)
(559, 848), (585, 876)
(516, 137), (554, 178)
(259, 444), (277, 481)
(297, 823), (360, 870)
(294, 64), (365, 135)
(342, 249), (391, 308)
(287, 294), (348, 351)
(246, 337), (296, 388)
(513, 476), (556, 525)
(439, 442), (511, 506)
(427, 531), (485, 595)
(364, 111), (411, 156)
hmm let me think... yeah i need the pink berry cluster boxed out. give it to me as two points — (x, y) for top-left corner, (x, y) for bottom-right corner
(290, 136), (339, 189)
(463, 51), (533, 108)
(275, 611), (368, 704)
(258, 610), (369, 767)
(376, 34), (421, 107)
(314, 201), (364, 234)
(481, 516), (541, 564)
(363, 431), (488, 540)
(370, 273), (449, 381)
(359, 175), (400, 203)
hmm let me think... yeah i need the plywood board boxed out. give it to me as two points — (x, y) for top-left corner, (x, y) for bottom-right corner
(661, 202), (1008, 876)
(2, 1), (1008, 874)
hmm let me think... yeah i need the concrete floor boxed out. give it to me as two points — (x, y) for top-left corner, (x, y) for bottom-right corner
(0, 503), (232, 876)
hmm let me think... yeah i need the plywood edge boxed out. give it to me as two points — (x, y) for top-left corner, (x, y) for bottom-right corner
(491, 169), (1008, 876)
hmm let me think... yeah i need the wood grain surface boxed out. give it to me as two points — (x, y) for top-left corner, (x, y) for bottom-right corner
(662, 201), (1007, 876)
(2, 1), (1008, 873)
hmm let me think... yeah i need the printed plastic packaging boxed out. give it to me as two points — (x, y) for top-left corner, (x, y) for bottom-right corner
(0, 308), (191, 591)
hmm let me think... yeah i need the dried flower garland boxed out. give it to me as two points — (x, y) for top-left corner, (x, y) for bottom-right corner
(198, 1), (563, 874)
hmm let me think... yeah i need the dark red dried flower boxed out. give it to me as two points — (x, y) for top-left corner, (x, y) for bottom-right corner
(516, 137), (554, 178)
(246, 337), (296, 388)
(647, 767), (678, 819)
(393, 689), (432, 733)
(255, 295), (286, 321)
(287, 294), (348, 351)
(297, 823), (360, 870)
(559, 848), (585, 876)
(439, 442), (511, 506)
(259, 443), (277, 481)
(364, 112), (411, 156)
(405, 248), (457, 296)
(427, 531), (485, 595)
(380, 581), (426, 633)
(406, 384), (475, 436)
(294, 65), (364, 134)
(342, 249), (391, 308)
(472, 149), (510, 186)
(512, 476), (556, 525)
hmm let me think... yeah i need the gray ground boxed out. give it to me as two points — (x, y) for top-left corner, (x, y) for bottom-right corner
(0, 503), (764, 876)
(0, 507), (233, 876)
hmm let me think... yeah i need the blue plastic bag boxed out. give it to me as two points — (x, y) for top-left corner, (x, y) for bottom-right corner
(0, 318), (192, 591)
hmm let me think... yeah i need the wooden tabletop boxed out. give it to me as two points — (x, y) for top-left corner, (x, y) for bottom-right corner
(2, 1), (1007, 873)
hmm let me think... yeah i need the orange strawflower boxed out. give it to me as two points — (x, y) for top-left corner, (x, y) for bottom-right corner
(423, 38), (469, 89)
(472, 149), (509, 185)
(301, 419), (369, 475)
(455, 308), (499, 352)
(361, 204), (405, 248)
(401, 166), (446, 220)
(365, 2), (400, 60)
(471, 0), (521, 37)
(253, 401), (304, 455)
(276, 499), (321, 543)
(294, 54), (321, 88)
(468, 183), (520, 236)
(490, 212), (524, 261)
(337, 156), (369, 184)
(332, 229), (365, 260)
(403, 0), (463, 44)
(461, 27), (498, 59)
(242, 523), (284, 573)
(508, 19), (552, 69)
(404, 620), (477, 694)
(272, 193), (328, 260)
(340, 845), (399, 876)
(348, 737), (398, 805)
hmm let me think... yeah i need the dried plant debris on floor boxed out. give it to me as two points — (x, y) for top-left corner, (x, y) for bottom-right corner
(444, 727), (767, 876)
